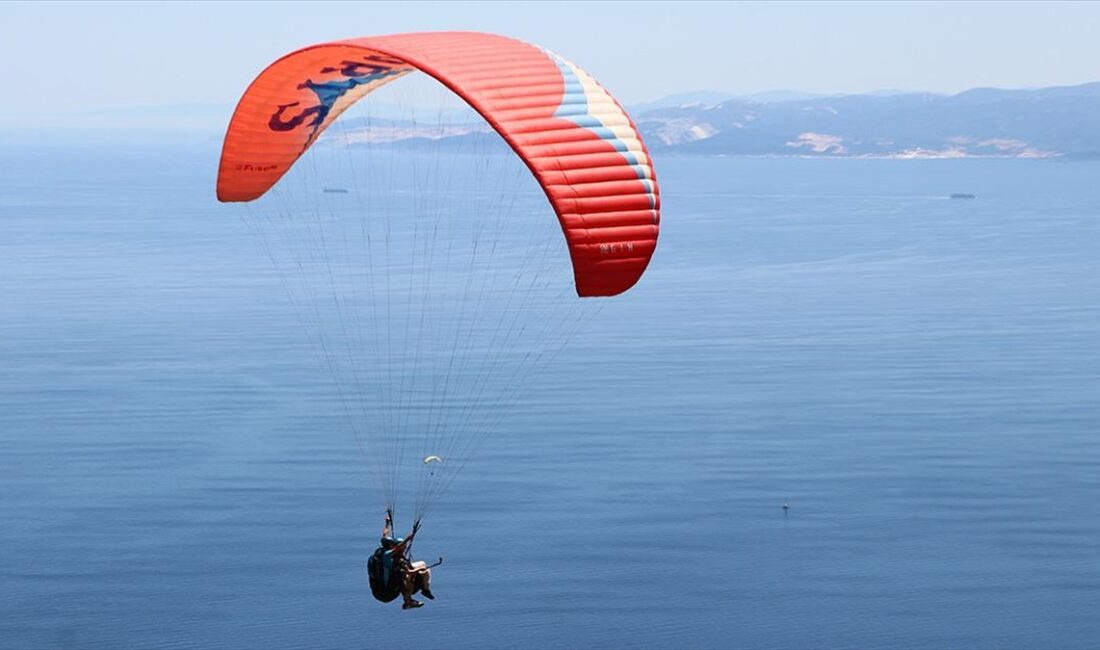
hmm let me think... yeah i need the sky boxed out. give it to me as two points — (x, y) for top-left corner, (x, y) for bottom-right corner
(1, 0), (1099, 126)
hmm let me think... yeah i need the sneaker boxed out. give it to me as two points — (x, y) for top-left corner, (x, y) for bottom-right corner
(402, 600), (423, 610)
(421, 588), (435, 600)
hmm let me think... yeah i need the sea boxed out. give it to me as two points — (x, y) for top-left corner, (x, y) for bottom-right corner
(1, 134), (1099, 649)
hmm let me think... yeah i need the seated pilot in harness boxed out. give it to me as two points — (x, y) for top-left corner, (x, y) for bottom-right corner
(367, 510), (435, 609)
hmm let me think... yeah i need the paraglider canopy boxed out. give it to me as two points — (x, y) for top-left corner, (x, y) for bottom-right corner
(216, 31), (660, 524)
(217, 31), (660, 297)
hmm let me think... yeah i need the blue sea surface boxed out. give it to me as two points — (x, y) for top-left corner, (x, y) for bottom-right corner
(1, 138), (1099, 648)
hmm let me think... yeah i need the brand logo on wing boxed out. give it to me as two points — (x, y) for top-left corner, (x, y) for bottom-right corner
(268, 55), (406, 144)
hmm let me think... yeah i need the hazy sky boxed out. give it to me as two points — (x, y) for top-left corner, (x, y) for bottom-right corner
(2, 0), (1098, 124)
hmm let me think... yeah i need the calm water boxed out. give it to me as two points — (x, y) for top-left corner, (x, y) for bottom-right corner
(2, 138), (1099, 648)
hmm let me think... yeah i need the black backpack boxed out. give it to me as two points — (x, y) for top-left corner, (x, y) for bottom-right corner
(367, 548), (402, 603)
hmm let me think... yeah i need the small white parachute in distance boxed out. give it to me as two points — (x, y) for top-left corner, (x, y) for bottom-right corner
(423, 455), (443, 465)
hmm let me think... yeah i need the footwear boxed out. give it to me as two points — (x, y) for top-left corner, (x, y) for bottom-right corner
(402, 600), (423, 610)
(421, 588), (435, 600)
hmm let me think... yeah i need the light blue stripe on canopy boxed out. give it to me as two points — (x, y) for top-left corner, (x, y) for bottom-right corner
(547, 52), (646, 181)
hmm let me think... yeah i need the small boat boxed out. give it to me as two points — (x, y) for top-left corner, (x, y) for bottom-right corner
(950, 193), (976, 200)
(323, 187), (350, 194)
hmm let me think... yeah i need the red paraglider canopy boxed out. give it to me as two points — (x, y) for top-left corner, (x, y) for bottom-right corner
(217, 31), (659, 297)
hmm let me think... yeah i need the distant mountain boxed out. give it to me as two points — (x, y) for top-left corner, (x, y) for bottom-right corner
(634, 82), (1100, 158)
(101, 81), (1095, 160)
(627, 88), (923, 114)
(627, 91), (741, 114)
(629, 89), (836, 114)
(326, 116), (489, 145)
